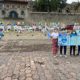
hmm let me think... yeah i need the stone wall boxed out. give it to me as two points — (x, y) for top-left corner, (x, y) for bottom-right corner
(1, 12), (80, 25)
(27, 12), (80, 24)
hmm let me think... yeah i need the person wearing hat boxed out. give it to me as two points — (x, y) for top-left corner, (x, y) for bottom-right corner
(51, 28), (59, 57)
(59, 29), (67, 57)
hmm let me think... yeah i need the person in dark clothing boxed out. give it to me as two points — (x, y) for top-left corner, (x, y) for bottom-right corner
(60, 46), (67, 55)
(70, 46), (76, 56)
(76, 30), (80, 56)
(77, 46), (80, 56)
(59, 29), (67, 57)
(70, 30), (77, 56)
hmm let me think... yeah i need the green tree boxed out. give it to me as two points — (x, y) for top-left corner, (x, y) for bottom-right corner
(33, 0), (48, 11)
(59, 0), (67, 9)
(33, 0), (67, 12)
(50, 0), (67, 12)
(74, 2), (80, 12)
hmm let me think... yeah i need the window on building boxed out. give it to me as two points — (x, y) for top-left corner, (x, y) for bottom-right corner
(6, 4), (9, 8)
(12, 5), (15, 8)
(21, 11), (25, 15)
(23, 5), (26, 9)
(2, 10), (5, 15)
(18, 5), (21, 8)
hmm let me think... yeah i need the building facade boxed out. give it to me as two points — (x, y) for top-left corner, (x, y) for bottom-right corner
(0, 0), (29, 24)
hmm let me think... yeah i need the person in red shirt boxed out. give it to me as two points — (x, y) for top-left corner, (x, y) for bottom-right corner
(51, 28), (59, 57)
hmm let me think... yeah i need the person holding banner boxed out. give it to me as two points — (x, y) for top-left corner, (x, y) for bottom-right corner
(77, 45), (80, 56)
(51, 28), (59, 57)
(70, 30), (77, 56)
(76, 30), (80, 56)
(59, 29), (67, 57)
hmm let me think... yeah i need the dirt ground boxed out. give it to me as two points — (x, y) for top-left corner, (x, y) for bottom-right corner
(0, 31), (80, 80)
(0, 31), (51, 52)
(3, 31), (48, 40)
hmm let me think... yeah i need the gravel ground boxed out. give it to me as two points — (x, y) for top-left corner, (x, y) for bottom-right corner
(0, 31), (79, 80)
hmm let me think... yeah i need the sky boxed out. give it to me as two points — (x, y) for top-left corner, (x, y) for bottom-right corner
(67, 0), (80, 4)
(32, 0), (80, 4)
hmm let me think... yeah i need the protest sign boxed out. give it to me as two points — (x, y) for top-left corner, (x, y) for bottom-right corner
(58, 35), (70, 46)
(76, 30), (80, 35)
(77, 36), (80, 45)
(58, 35), (80, 46)
(49, 31), (80, 46)
(70, 36), (77, 45)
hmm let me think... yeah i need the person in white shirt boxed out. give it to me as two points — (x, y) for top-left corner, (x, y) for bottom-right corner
(51, 28), (59, 56)
(51, 31), (59, 39)
(32, 24), (36, 31)
(7, 24), (11, 31)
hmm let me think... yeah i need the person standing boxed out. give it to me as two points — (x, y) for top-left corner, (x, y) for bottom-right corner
(76, 30), (80, 56)
(32, 24), (36, 31)
(59, 29), (67, 57)
(77, 45), (80, 56)
(51, 28), (59, 57)
(70, 30), (77, 56)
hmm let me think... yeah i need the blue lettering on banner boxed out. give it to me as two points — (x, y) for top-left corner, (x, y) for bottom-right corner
(58, 36), (80, 46)
(58, 35), (70, 46)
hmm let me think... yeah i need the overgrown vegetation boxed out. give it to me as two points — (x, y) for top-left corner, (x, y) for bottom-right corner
(33, 0), (67, 12)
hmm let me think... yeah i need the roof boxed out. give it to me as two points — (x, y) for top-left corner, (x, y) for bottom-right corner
(0, 0), (28, 4)
(4, 0), (27, 1)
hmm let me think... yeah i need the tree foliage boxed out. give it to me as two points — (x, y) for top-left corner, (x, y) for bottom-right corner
(74, 2), (80, 12)
(33, 0), (67, 12)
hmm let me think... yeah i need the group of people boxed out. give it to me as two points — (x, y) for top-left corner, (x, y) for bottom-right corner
(51, 28), (80, 57)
